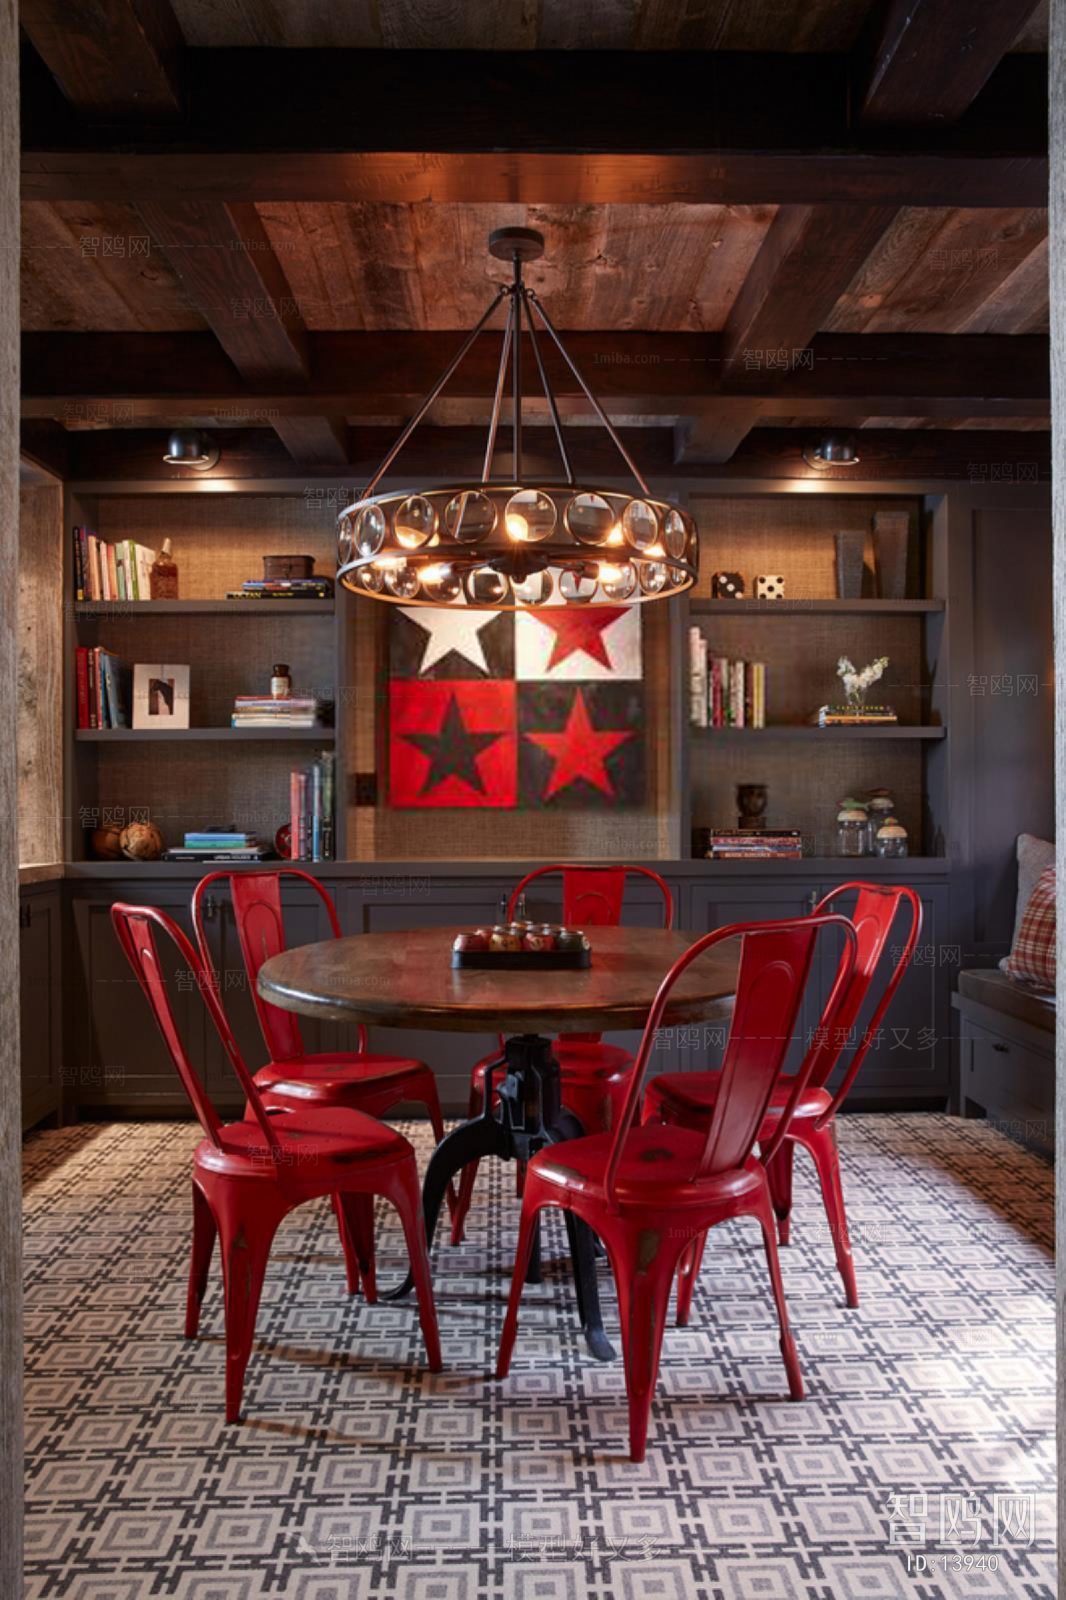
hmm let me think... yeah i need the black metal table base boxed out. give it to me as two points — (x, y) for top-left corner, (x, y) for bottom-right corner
(383, 1033), (615, 1362)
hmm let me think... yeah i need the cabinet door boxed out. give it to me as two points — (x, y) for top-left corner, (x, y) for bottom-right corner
(20, 887), (61, 1132)
(344, 878), (512, 1115)
(818, 881), (950, 1105)
(69, 888), (204, 1113)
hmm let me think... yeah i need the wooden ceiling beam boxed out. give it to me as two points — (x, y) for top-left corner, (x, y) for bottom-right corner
(133, 200), (349, 465)
(59, 424), (1051, 485)
(20, 47), (1047, 206)
(21, 331), (1048, 420)
(20, 0), (183, 118)
(855, 0), (1046, 127)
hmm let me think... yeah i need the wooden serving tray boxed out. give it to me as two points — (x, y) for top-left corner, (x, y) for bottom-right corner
(451, 949), (592, 971)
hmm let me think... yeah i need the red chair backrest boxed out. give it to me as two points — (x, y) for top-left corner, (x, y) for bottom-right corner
(111, 902), (282, 1163)
(192, 868), (356, 1065)
(606, 913), (857, 1205)
(806, 883), (922, 1120)
(508, 864), (674, 1046)
(508, 863), (674, 931)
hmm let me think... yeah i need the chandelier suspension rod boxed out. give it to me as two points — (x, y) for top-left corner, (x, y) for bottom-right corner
(521, 284), (575, 486)
(362, 284), (509, 499)
(527, 290), (651, 497)
(512, 255), (523, 482)
(482, 291), (515, 483)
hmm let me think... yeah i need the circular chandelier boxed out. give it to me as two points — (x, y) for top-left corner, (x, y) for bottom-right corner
(337, 228), (698, 609)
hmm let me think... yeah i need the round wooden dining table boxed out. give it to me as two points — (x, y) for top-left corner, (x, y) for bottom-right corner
(258, 924), (738, 1360)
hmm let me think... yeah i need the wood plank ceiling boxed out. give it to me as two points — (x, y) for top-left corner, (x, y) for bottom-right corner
(16, 0), (1052, 480)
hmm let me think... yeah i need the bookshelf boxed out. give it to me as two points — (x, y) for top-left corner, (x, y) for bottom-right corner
(65, 489), (346, 861)
(61, 478), (956, 867)
(682, 491), (947, 858)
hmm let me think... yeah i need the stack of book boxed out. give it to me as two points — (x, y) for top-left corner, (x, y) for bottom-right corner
(75, 646), (131, 728)
(231, 695), (323, 729)
(704, 830), (804, 861)
(225, 578), (334, 601)
(162, 831), (272, 863)
(73, 528), (156, 602)
(688, 630), (767, 728)
(290, 751), (336, 862)
(816, 704), (898, 727)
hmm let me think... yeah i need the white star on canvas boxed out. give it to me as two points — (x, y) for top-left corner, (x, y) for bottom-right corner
(401, 606), (499, 675)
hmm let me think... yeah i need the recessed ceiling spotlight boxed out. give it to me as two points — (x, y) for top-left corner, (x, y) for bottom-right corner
(163, 429), (220, 469)
(803, 432), (861, 470)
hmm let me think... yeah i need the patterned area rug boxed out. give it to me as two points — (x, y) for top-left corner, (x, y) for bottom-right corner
(23, 1114), (1055, 1599)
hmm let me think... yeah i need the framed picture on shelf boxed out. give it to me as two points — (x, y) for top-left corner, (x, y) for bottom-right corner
(132, 663), (190, 730)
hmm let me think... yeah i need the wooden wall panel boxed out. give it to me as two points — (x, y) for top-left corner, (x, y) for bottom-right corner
(1, 0), (23, 1589)
(18, 482), (63, 866)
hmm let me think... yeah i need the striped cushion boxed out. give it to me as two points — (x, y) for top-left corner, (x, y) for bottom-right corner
(1003, 865), (1056, 991)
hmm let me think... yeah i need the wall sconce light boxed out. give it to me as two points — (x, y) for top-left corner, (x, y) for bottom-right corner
(803, 432), (861, 470)
(163, 429), (220, 469)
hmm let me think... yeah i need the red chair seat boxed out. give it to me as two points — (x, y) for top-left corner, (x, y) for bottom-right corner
(531, 1126), (766, 1210)
(256, 1052), (430, 1099)
(202, 1107), (411, 1180)
(647, 1073), (833, 1127)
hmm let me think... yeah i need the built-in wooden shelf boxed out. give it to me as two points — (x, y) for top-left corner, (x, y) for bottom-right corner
(688, 598), (944, 616)
(73, 600), (335, 617)
(75, 727), (335, 742)
(692, 725), (946, 741)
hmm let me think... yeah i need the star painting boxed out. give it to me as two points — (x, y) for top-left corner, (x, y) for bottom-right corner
(515, 605), (641, 681)
(388, 608), (646, 810)
(389, 681), (517, 808)
(390, 606), (513, 680)
(519, 683), (645, 808)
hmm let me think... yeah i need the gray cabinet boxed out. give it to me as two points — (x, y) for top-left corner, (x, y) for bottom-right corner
(69, 885), (206, 1114)
(20, 884), (62, 1132)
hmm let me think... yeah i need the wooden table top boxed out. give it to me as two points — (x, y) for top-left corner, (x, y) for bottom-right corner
(258, 925), (738, 1034)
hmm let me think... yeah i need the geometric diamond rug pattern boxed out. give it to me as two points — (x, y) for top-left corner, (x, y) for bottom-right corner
(22, 1114), (1055, 1599)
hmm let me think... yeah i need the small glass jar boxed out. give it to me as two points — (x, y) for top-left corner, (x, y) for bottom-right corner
(270, 662), (291, 699)
(875, 818), (909, 858)
(837, 806), (870, 857)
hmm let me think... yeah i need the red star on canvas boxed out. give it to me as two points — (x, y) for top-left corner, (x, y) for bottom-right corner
(535, 606), (629, 672)
(524, 688), (634, 800)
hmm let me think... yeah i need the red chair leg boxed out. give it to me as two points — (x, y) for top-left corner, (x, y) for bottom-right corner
(611, 1222), (688, 1463)
(332, 1192), (361, 1296)
(675, 1229), (707, 1327)
(214, 1185), (288, 1425)
(336, 1192), (377, 1303)
(754, 1184), (804, 1400)
(379, 1160), (442, 1371)
(495, 1201), (542, 1379)
(766, 1139), (795, 1246)
(800, 1119), (859, 1309)
(185, 1180), (217, 1339)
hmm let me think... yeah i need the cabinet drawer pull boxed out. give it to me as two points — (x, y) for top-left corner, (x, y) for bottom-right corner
(992, 1042), (1009, 1054)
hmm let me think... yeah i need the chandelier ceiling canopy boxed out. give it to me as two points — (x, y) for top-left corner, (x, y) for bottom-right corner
(337, 228), (698, 610)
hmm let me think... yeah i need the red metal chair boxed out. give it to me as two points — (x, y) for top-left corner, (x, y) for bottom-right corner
(496, 912), (858, 1462)
(192, 868), (451, 1142)
(450, 864), (674, 1245)
(112, 901), (441, 1424)
(644, 883), (922, 1314)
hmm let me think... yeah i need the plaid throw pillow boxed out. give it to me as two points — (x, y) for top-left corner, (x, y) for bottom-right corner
(1004, 864), (1056, 991)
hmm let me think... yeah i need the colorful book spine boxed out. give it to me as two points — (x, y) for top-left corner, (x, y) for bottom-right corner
(75, 647), (89, 728)
(72, 527), (85, 601)
(688, 628), (707, 727)
(730, 661), (746, 728)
